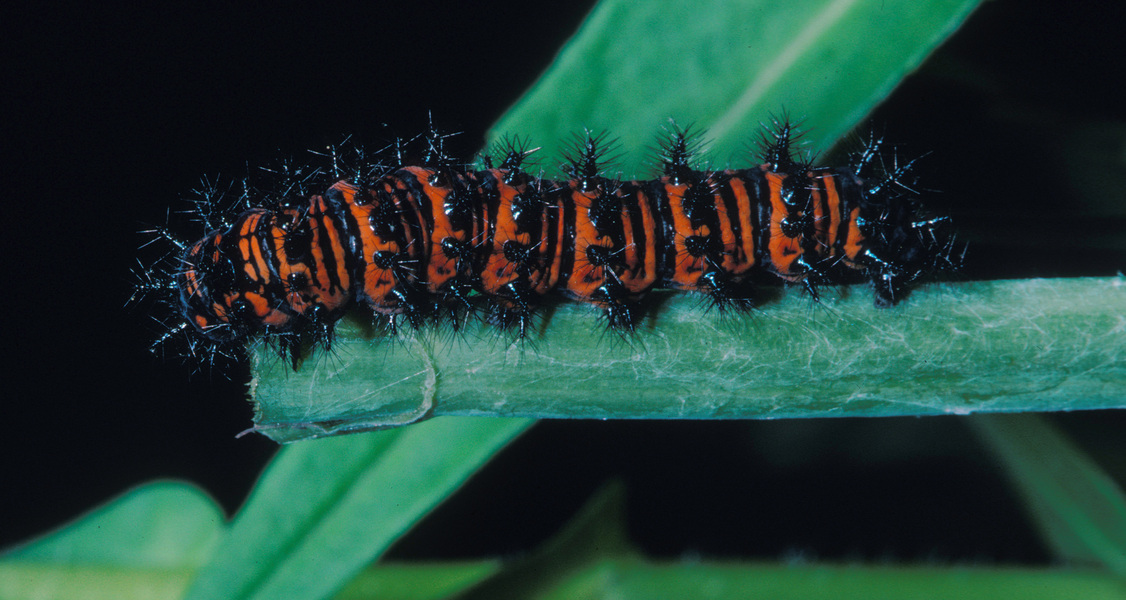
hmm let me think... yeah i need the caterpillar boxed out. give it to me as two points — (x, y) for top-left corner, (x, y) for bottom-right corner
(140, 121), (957, 368)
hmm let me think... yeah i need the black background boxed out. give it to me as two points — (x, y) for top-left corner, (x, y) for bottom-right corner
(3, 0), (1124, 563)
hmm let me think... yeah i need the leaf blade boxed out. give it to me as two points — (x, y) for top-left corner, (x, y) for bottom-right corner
(488, 0), (983, 174)
(182, 418), (532, 600)
(4, 481), (224, 570)
(968, 414), (1126, 575)
(540, 561), (1126, 600)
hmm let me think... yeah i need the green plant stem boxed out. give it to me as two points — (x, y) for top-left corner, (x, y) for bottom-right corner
(249, 278), (1125, 442)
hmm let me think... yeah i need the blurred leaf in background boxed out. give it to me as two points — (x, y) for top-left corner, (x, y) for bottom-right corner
(489, 0), (982, 174)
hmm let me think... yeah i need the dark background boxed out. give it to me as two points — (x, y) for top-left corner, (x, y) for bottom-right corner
(3, 0), (1124, 562)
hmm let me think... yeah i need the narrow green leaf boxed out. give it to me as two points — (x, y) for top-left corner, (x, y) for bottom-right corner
(968, 414), (1126, 576)
(3, 481), (224, 570)
(540, 561), (1126, 600)
(182, 418), (532, 600)
(0, 563), (195, 600)
(252, 278), (1125, 438)
(0, 482), (224, 600)
(488, 0), (983, 175)
(0, 561), (500, 600)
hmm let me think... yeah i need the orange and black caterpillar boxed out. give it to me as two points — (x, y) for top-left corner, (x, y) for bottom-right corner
(141, 122), (957, 367)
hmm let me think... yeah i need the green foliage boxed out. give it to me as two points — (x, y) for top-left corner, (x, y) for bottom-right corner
(5, 482), (223, 570)
(1, 422), (528, 600)
(531, 561), (1126, 600)
(7, 436), (1125, 599)
(182, 418), (531, 600)
(969, 415), (1126, 576)
(1, 482), (223, 599)
(9, 1), (1126, 600)
(488, 0), (982, 175)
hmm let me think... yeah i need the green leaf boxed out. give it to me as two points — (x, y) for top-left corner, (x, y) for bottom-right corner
(251, 278), (1126, 437)
(968, 414), (1126, 576)
(0, 482), (225, 600)
(3, 481), (224, 569)
(0, 562), (501, 600)
(539, 561), (1126, 600)
(182, 417), (532, 600)
(488, 0), (983, 175)
(0, 564), (196, 600)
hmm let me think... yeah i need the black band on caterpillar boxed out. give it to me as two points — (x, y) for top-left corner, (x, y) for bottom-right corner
(136, 120), (959, 369)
